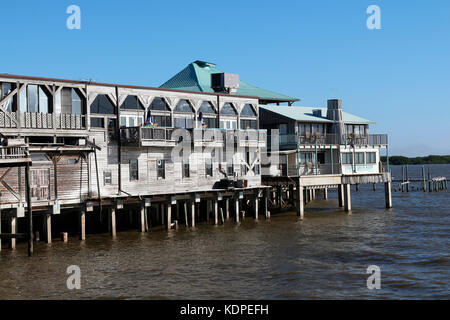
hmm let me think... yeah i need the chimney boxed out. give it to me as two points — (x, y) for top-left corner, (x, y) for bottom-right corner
(211, 73), (240, 94)
(326, 99), (345, 142)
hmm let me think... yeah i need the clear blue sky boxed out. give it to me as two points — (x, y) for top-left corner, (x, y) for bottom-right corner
(1, 0), (449, 156)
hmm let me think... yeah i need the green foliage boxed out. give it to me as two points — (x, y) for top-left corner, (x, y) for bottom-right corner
(381, 155), (450, 165)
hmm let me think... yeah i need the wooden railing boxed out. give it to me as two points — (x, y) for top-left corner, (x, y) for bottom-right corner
(121, 126), (174, 145)
(0, 111), (86, 130)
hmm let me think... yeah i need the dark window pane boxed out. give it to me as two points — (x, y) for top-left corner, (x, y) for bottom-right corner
(39, 87), (49, 113)
(28, 85), (38, 113)
(241, 120), (257, 130)
(72, 89), (83, 114)
(121, 96), (144, 110)
(220, 103), (237, 115)
(61, 88), (72, 114)
(157, 160), (165, 179)
(130, 159), (139, 181)
(91, 95), (115, 114)
(199, 101), (215, 114)
(241, 104), (256, 117)
(149, 97), (169, 111)
(204, 117), (216, 128)
(91, 117), (105, 128)
(175, 99), (193, 113)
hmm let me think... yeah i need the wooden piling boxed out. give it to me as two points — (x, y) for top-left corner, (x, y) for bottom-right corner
(373, 183), (377, 192)
(297, 185), (304, 220)
(264, 189), (269, 219)
(338, 185), (344, 208)
(184, 202), (188, 227)
(406, 165), (410, 192)
(110, 208), (116, 238)
(80, 210), (86, 240)
(25, 162), (33, 256)
(61, 232), (68, 243)
(10, 217), (16, 249)
(323, 187), (328, 200)
(167, 204), (172, 231)
(140, 204), (146, 233)
(385, 181), (393, 208)
(44, 213), (52, 244)
(344, 184), (352, 212)
(191, 200), (196, 227)
(422, 166), (426, 192)
(213, 199), (218, 225)
(254, 195), (259, 220)
(235, 196), (240, 223)
(219, 207), (225, 225)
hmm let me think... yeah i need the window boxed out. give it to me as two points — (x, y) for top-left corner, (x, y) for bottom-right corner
(153, 115), (171, 127)
(130, 159), (139, 181)
(241, 119), (257, 130)
(220, 103), (237, 115)
(355, 152), (365, 164)
(182, 160), (190, 178)
(1, 83), (17, 112)
(157, 160), (165, 179)
(220, 119), (237, 129)
(199, 101), (215, 114)
(90, 94), (115, 114)
(241, 104), (256, 117)
(203, 117), (216, 128)
(91, 117), (105, 128)
(366, 152), (376, 164)
(227, 162), (234, 176)
(62, 88), (84, 115)
(299, 123), (312, 136)
(104, 171), (112, 185)
(347, 124), (367, 136)
(342, 153), (353, 164)
(120, 115), (144, 128)
(205, 158), (213, 177)
(108, 118), (117, 140)
(149, 97), (169, 111)
(175, 99), (193, 113)
(241, 164), (248, 176)
(300, 152), (313, 165)
(121, 96), (144, 110)
(174, 117), (194, 129)
(19, 85), (51, 113)
(30, 169), (50, 200)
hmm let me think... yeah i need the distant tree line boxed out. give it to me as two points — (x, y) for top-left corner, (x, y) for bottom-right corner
(381, 155), (450, 165)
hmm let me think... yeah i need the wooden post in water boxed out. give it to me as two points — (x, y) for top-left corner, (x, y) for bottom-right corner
(428, 169), (432, 192)
(44, 213), (52, 244)
(213, 199), (218, 225)
(190, 200), (196, 227)
(140, 204), (146, 233)
(225, 198), (230, 220)
(235, 195), (240, 223)
(264, 188), (269, 219)
(373, 183), (377, 192)
(110, 207), (116, 238)
(184, 201), (188, 227)
(401, 166), (405, 192)
(297, 185), (304, 220)
(344, 184), (352, 213)
(254, 194), (259, 220)
(385, 182), (393, 209)
(338, 184), (344, 208)
(406, 165), (410, 192)
(422, 166), (426, 191)
(25, 162), (33, 256)
(79, 210), (86, 241)
(10, 217), (17, 249)
(166, 203), (172, 231)
(323, 187), (328, 200)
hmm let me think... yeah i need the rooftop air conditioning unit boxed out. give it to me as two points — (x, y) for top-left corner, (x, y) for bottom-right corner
(211, 73), (240, 94)
(312, 109), (322, 117)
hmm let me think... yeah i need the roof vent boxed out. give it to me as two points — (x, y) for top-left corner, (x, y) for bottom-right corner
(211, 73), (240, 94)
(312, 109), (322, 117)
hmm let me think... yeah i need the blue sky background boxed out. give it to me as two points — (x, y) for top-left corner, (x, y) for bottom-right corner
(1, 0), (449, 156)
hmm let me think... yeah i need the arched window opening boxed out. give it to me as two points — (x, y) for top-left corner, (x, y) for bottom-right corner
(220, 102), (237, 115)
(241, 104), (256, 117)
(149, 97), (169, 111)
(121, 96), (144, 110)
(90, 94), (116, 114)
(19, 85), (52, 114)
(62, 88), (85, 115)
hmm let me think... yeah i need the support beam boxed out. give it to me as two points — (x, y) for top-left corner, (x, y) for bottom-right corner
(225, 198), (230, 220)
(235, 196), (240, 223)
(254, 196), (259, 220)
(191, 200), (196, 227)
(264, 189), (269, 219)
(167, 204), (172, 231)
(344, 184), (352, 212)
(184, 202), (188, 227)
(323, 188), (328, 200)
(10, 217), (16, 249)
(385, 182), (393, 209)
(79, 210), (86, 241)
(213, 199), (218, 225)
(25, 162), (33, 256)
(110, 208), (116, 238)
(44, 213), (52, 244)
(140, 204), (146, 232)
(338, 185), (345, 208)
(297, 185), (304, 220)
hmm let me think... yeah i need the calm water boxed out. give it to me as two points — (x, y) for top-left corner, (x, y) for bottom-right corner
(0, 164), (449, 300)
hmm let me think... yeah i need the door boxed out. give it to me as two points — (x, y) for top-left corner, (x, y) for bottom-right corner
(30, 168), (50, 200)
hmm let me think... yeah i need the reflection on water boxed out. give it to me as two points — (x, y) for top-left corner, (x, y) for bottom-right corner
(0, 165), (449, 299)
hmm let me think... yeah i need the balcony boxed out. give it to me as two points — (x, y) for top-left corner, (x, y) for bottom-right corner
(268, 133), (388, 150)
(0, 141), (31, 167)
(0, 111), (86, 131)
(121, 126), (175, 147)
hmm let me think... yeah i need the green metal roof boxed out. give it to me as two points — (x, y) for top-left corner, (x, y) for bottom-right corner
(259, 105), (375, 124)
(160, 61), (298, 103)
